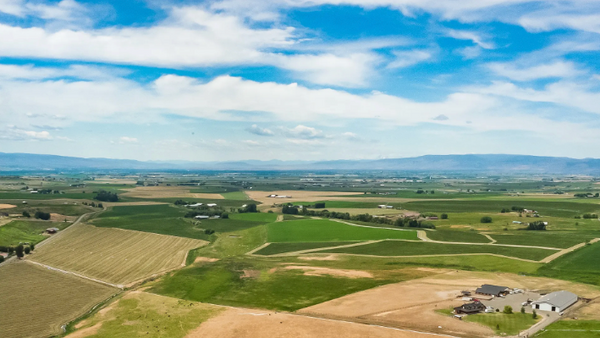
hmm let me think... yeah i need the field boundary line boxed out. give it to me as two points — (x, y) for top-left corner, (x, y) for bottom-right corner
(303, 252), (542, 263)
(331, 219), (416, 232)
(25, 260), (123, 289)
(482, 234), (497, 243)
(246, 242), (272, 255)
(251, 240), (383, 257)
(540, 238), (600, 263)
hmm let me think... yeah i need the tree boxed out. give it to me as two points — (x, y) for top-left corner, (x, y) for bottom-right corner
(24, 246), (31, 254)
(221, 212), (229, 219)
(15, 244), (24, 259)
(440, 213), (448, 219)
(527, 221), (547, 231)
(521, 307), (525, 314)
(503, 305), (513, 314)
(22, 211), (31, 218)
(94, 190), (119, 202)
(34, 211), (51, 220)
(314, 202), (326, 209)
(532, 310), (537, 319)
(480, 216), (493, 223)
(0, 255), (4, 264)
(30, 243), (35, 251)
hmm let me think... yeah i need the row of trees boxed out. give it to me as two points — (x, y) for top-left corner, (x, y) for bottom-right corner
(574, 193), (599, 198)
(21, 210), (51, 220)
(82, 201), (103, 208)
(282, 204), (436, 229)
(0, 243), (35, 260)
(527, 221), (547, 230)
(94, 190), (119, 202)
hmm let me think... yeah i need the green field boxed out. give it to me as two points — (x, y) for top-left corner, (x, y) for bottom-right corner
(267, 219), (419, 242)
(464, 312), (539, 335)
(0, 220), (69, 246)
(490, 231), (600, 248)
(229, 212), (278, 223)
(150, 259), (393, 311)
(319, 240), (558, 260)
(537, 242), (600, 285)
(254, 242), (359, 255)
(220, 191), (249, 200)
(403, 199), (600, 218)
(426, 229), (492, 243)
(535, 320), (600, 338)
(92, 204), (266, 239)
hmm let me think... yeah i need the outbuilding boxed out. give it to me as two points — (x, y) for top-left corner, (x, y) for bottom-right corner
(454, 301), (486, 315)
(532, 291), (578, 313)
(195, 215), (209, 219)
(476, 284), (509, 297)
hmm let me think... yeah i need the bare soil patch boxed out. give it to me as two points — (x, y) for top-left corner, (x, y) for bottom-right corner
(66, 323), (102, 338)
(121, 186), (224, 200)
(241, 270), (261, 279)
(194, 257), (220, 263)
(298, 254), (339, 261)
(0, 204), (16, 209)
(283, 265), (373, 279)
(186, 307), (443, 338)
(299, 270), (600, 338)
(50, 213), (77, 222)
(246, 190), (414, 206)
(574, 302), (600, 320)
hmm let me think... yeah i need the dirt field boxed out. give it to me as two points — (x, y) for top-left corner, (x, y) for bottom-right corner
(0, 203), (16, 209)
(121, 186), (224, 199)
(50, 213), (78, 222)
(30, 224), (207, 286)
(573, 301), (600, 320)
(282, 265), (374, 278)
(0, 261), (117, 338)
(186, 307), (449, 338)
(299, 270), (600, 338)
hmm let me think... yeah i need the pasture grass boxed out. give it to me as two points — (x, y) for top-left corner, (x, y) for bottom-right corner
(464, 312), (539, 335)
(0, 261), (117, 338)
(220, 191), (249, 200)
(0, 220), (68, 246)
(319, 240), (558, 261)
(490, 231), (600, 248)
(536, 320), (600, 338)
(254, 242), (360, 256)
(31, 224), (206, 285)
(426, 229), (491, 243)
(229, 212), (278, 223)
(267, 219), (418, 242)
(150, 259), (392, 311)
(69, 291), (223, 338)
(196, 225), (267, 258)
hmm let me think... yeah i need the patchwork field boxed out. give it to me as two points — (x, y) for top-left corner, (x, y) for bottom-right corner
(121, 186), (225, 199)
(538, 241), (600, 285)
(0, 261), (117, 338)
(267, 219), (419, 242)
(30, 224), (207, 285)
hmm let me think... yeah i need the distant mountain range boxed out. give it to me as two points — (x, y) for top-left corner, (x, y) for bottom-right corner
(1, 152), (600, 174)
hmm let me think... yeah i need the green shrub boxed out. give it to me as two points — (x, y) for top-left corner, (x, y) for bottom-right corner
(480, 216), (493, 223)
(504, 305), (513, 314)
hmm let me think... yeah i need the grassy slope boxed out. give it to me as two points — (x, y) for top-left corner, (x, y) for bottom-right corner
(69, 291), (223, 338)
(320, 240), (557, 261)
(267, 219), (418, 242)
(0, 220), (68, 246)
(535, 320), (600, 338)
(220, 191), (249, 200)
(229, 212), (278, 223)
(537, 242), (600, 285)
(150, 259), (397, 312)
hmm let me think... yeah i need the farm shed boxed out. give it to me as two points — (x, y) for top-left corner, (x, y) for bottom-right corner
(206, 203), (217, 207)
(476, 284), (509, 297)
(532, 291), (578, 313)
(454, 301), (486, 314)
(46, 227), (60, 234)
(194, 215), (209, 219)
(186, 203), (203, 207)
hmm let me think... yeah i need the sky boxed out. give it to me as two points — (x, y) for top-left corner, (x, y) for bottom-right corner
(1, 0), (600, 162)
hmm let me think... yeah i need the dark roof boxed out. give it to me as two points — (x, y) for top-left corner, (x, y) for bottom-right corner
(454, 301), (486, 314)
(476, 284), (509, 295)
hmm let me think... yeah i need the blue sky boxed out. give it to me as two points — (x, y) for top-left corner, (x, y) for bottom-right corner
(1, 0), (600, 161)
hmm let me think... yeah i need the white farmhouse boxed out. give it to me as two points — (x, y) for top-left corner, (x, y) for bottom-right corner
(195, 215), (209, 219)
(206, 203), (217, 207)
(532, 291), (578, 313)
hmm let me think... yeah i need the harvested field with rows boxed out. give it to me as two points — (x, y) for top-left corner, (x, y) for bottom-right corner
(30, 224), (207, 285)
(0, 261), (117, 338)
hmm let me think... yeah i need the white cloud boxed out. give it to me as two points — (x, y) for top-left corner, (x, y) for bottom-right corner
(0, 126), (52, 140)
(0, 64), (129, 80)
(279, 125), (326, 139)
(387, 49), (433, 68)
(446, 29), (494, 49)
(457, 46), (483, 59)
(119, 136), (138, 144)
(487, 61), (584, 81)
(0, 0), (23, 16)
(246, 124), (274, 136)
(25, 0), (88, 22)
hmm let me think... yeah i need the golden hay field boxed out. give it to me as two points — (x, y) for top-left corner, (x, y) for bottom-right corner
(30, 224), (207, 286)
(121, 186), (224, 199)
(0, 261), (117, 338)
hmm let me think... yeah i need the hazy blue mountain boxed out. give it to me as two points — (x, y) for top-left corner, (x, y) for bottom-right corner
(1, 152), (600, 174)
